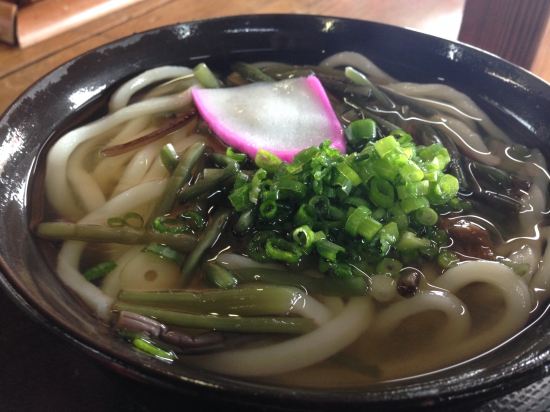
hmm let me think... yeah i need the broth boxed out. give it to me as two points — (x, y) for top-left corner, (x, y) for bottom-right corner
(33, 53), (550, 386)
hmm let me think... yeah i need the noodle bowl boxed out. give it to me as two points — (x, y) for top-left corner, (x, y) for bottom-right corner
(33, 51), (550, 386)
(2, 16), (550, 410)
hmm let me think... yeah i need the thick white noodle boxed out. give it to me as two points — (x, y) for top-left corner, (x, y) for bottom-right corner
(65, 129), (112, 213)
(142, 77), (199, 100)
(519, 149), (548, 235)
(320, 51), (396, 84)
(109, 66), (193, 112)
(80, 179), (166, 225)
(422, 98), (479, 130)
(91, 117), (153, 193)
(315, 296), (345, 316)
(56, 179), (167, 319)
(58, 241), (114, 320)
(529, 227), (550, 302)
(369, 274), (397, 303)
(110, 139), (167, 197)
(379, 261), (533, 379)
(508, 243), (540, 285)
(433, 261), (531, 353)
(386, 82), (511, 143)
(434, 116), (500, 165)
(289, 294), (334, 326)
(370, 290), (471, 345)
(101, 246), (143, 298)
(45, 88), (194, 219)
(184, 297), (373, 377)
(320, 52), (507, 167)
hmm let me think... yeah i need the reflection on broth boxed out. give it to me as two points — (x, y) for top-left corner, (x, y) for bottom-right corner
(33, 52), (549, 385)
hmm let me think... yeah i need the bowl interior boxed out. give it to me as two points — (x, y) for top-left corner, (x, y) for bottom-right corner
(2, 14), (550, 411)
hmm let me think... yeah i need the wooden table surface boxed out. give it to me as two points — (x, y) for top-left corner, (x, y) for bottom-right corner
(0, 0), (468, 115)
(2, 1), (550, 411)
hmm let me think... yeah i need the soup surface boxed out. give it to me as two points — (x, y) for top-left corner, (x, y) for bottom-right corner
(34, 52), (550, 386)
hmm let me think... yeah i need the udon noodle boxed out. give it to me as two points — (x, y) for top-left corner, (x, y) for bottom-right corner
(35, 51), (550, 386)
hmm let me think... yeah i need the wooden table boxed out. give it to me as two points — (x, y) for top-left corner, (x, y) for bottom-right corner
(1, 1), (550, 411)
(0, 0), (469, 115)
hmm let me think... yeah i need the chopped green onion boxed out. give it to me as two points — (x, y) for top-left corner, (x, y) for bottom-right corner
(255, 149), (282, 174)
(233, 171), (250, 189)
(399, 162), (424, 183)
(319, 260), (354, 278)
(259, 200), (278, 220)
(316, 239), (345, 262)
(142, 244), (186, 267)
(83, 261), (117, 281)
(226, 147), (247, 162)
(497, 258), (530, 276)
(108, 212), (144, 229)
(345, 206), (372, 236)
(107, 217), (125, 228)
(336, 163), (362, 186)
(266, 238), (302, 263)
(285, 145), (320, 174)
(371, 207), (386, 220)
(294, 203), (317, 227)
(292, 225), (316, 248)
(414, 207), (439, 226)
(377, 222), (399, 245)
(357, 216), (383, 241)
(376, 258), (402, 276)
(401, 196), (430, 214)
(386, 204), (409, 230)
(345, 118), (377, 144)
(369, 177), (395, 208)
(406, 180), (430, 198)
(438, 250), (460, 269)
(132, 335), (176, 361)
(370, 157), (400, 181)
(246, 231), (279, 263)
(395, 231), (431, 251)
(276, 178), (308, 199)
(123, 212), (144, 229)
(374, 135), (399, 158)
(229, 184), (252, 212)
(119, 331), (176, 362)
(428, 174), (459, 205)
(249, 168), (267, 204)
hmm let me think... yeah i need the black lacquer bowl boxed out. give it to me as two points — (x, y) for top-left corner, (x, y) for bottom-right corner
(1, 14), (550, 412)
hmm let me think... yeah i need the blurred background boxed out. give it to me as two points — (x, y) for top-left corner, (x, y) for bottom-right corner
(0, 1), (549, 411)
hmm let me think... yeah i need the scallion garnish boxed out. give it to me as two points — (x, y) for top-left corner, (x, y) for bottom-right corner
(228, 124), (461, 273)
(83, 261), (117, 281)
